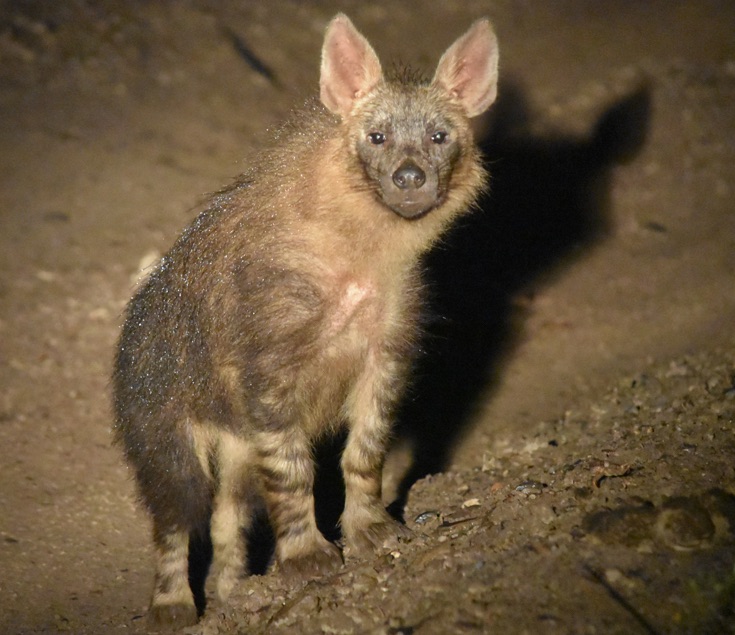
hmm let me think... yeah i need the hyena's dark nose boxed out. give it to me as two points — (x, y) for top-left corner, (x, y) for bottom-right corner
(392, 161), (426, 190)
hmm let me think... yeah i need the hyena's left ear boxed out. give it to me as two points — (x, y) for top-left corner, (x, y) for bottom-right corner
(433, 19), (499, 118)
(320, 14), (383, 118)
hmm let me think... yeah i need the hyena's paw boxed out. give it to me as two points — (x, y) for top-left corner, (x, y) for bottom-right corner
(148, 601), (198, 629)
(278, 538), (343, 579)
(212, 566), (240, 604)
(346, 517), (413, 555)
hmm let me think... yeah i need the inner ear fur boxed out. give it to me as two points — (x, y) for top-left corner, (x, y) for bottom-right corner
(320, 14), (383, 118)
(432, 19), (499, 118)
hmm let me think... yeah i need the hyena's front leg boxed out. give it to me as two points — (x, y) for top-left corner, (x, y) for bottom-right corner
(341, 359), (412, 555)
(255, 428), (342, 576)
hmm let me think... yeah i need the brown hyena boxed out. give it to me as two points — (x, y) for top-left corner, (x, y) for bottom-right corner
(113, 13), (498, 628)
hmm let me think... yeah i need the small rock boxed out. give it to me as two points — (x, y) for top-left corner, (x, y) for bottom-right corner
(462, 498), (481, 508)
(413, 510), (441, 525)
(515, 480), (545, 495)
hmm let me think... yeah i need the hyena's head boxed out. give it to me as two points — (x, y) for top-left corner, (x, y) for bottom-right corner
(320, 14), (499, 220)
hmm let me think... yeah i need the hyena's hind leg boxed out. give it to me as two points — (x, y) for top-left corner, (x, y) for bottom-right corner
(207, 430), (259, 602)
(149, 523), (199, 628)
(140, 418), (215, 627)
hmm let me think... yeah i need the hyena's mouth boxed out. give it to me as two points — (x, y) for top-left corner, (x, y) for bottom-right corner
(382, 193), (446, 220)
(379, 159), (444, 220)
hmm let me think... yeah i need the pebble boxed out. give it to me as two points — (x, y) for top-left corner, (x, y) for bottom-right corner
(462, 498), (481, 508)
(515, 480), (545, 495)
(413, 510), (441, 525)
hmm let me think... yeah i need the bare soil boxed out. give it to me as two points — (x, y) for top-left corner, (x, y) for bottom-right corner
(1, 2), (734, 634)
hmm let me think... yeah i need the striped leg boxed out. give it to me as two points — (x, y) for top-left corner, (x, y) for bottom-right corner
(148, 526), (198, 628)
(209, 431), (256, 602)
(341, 358), (411, 555)
(255, 429), (342, 576)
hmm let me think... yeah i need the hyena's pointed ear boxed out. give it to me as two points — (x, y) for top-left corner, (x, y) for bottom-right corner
(320, 14), (383, 118)
(433, 19), (499, 118)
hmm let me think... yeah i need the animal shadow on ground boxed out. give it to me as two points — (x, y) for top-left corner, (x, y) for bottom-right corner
(390, 79), (651, 510)
(188, 81), (651, 609)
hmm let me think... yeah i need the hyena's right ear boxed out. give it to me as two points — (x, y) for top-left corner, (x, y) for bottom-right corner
(433, 19), (499, 118)
(320, 14), (383, 118)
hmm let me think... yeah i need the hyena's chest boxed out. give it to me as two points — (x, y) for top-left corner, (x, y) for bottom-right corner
(323, 270), (416, 356)
(288, 274), (411, 431)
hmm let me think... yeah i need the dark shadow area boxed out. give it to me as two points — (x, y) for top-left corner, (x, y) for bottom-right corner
(188, 530), (212, 617)
(313, 432), (348, 542)
(391, 80), (651, 511)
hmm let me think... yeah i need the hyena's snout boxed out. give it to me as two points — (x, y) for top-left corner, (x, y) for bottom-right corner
(381, 157), (442, 220)
(392, 160), (426, 190)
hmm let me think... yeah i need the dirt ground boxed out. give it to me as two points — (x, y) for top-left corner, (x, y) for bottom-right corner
(1, 1), (734, 634)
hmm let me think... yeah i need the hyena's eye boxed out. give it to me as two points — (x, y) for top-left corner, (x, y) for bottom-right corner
(431, 131), (449, 144)
(367, 132), (386, 145)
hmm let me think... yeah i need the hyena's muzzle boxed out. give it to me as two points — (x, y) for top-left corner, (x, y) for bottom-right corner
(379, 156), (442, 219)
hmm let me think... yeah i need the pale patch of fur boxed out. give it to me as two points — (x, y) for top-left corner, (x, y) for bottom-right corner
(209, 430), (255, 600)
